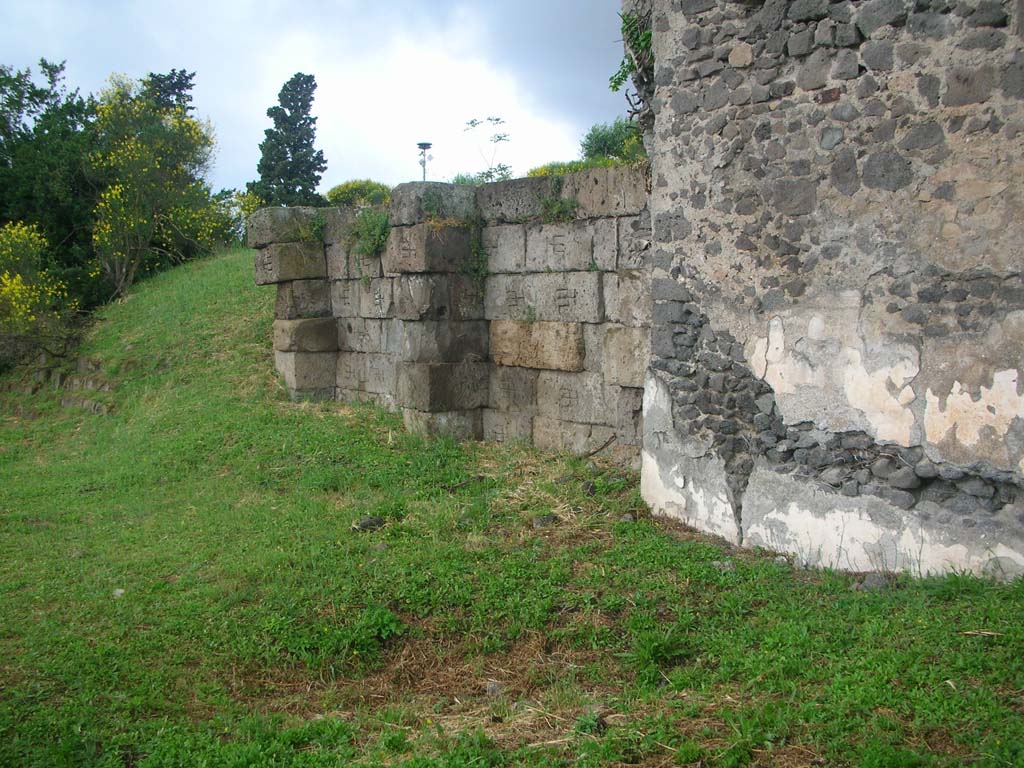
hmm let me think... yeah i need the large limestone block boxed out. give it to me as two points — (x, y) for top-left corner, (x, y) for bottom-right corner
(395, 320), (489, 363)
(330, 280), (361, 317)
(397, 362), (489, 411)
(273, 318), (339, 353)
(536, 371), (609, 425)
(482, 409), (533, 444)
(337, 388), (397, 411)
(246, 206), (320, 248)
(604, 270), (651, 326)
(489, 365), (539, 413)
(276, 280), (331, 320)
(336, 352), (396, 395)
(476, 177), (558, 224)
(482, 224), (526, 273)
(254, 242), (326, 284)
(383, 224), (472, 274)
(337, 317), (398, 355)
(524, 220), (617, 272)
(617, 214), (652, 269)
(583, 323), (606, 372)
(484, 272), (603, 323)
(393, 275), (484, 321)
(606, 384), (644, 445)
(321, 207), (355, 245)
(390, 182), (476, 226)
(274, 350), (337, 399)
(326, 243), (350, 280)
(335, 352), (367, 391)
(489, 320), (585, 371)
(403, 408), (483, 440)
(358, 277), (395, 319)
(533, 416), (616, 454)
(351, 251), (383, 281)
(560, 164), (649, 219)
(603, 325), (651, 387)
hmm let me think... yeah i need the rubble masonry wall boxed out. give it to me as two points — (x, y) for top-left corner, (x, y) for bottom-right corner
(642, 0), (1024, 576)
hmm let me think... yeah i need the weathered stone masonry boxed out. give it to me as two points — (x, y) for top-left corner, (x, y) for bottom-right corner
(252, 0), (1024, 576)
(641, 0), (1024, 576)
(250, 166), (652, 466)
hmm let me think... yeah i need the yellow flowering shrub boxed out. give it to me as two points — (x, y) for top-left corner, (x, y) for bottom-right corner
(90, 75), (226, 296)
(0, 221), (73, 338)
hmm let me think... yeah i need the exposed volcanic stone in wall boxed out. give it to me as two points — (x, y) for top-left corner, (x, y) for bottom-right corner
(249, 165), (652, 465)
(652, 271), (1021, 530)
(641, 0), (1024, 575)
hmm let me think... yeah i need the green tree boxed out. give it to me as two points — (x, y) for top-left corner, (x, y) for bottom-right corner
(0, 221), (72, 367)
(90, 73), (227, 297)
(580, 117), (645, 162)
(142, 68), (195, 114)
(248, 73), (326, 206)
(0, 60), (100, 306)
(326, 179), (390, 208)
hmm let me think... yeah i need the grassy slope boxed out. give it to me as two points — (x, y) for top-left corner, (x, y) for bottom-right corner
(1, 248), (1022, 768)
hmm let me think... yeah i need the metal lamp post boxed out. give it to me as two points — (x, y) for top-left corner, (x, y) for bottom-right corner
(417, 142), (432, 182)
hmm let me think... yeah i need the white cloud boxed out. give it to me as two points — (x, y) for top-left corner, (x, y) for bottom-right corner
(0, 0), (625, 191)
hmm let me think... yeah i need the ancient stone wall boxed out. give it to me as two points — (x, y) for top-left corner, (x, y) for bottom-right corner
(642, 0), (1024, 575)
(252, 0), (1024, 576)
(249, 166), (651, 465)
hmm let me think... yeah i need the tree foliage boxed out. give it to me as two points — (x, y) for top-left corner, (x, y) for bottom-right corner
(0, 61), (99, 305)
(326, 179), (390, 208)
(0, 59), (236, 366)
(248, 73), (326, 206)
(0, 221), (72, 364)
(90, 75), (229, 297)
(580, 117), (646, 162)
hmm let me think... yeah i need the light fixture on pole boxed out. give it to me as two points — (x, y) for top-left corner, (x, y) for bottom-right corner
(417, 142), (433, 182)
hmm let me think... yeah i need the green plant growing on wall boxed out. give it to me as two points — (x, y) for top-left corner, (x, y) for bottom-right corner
(460, 215), (489, 290)
(347, 208), (390, 262)
(420, 188), (444, 220)
(610, 3), (654, 129)
(308, 210), (326, 243)
(538, 177), (580, 224)
(463, 116), (512, 183)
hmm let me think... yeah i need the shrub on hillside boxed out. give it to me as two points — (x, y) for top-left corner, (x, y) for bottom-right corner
(0, 221), (75, 367)
(326, 179), (390, 208)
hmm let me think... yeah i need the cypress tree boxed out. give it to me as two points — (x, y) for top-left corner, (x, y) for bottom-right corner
(248, 73), (326, 206)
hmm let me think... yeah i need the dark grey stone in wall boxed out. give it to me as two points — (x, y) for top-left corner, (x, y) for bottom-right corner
(856, 0), (910, 37)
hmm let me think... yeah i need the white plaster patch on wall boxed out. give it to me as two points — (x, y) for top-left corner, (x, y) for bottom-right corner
(640, 451), (741, 544)
(924, 369), (1024, 462)
(746, 501), (1024, 577)
(746, 503), (905, 573)
(749, 315), (822, 395)
(747, 311), (919, 445)
(841, 348), (919, 447)
(641, 371), (741, 545)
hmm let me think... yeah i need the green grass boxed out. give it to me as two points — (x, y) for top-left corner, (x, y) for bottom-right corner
(1, 247), (1023, 767)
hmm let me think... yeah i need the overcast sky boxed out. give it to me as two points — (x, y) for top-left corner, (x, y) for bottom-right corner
(0, 0), (629, 192)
